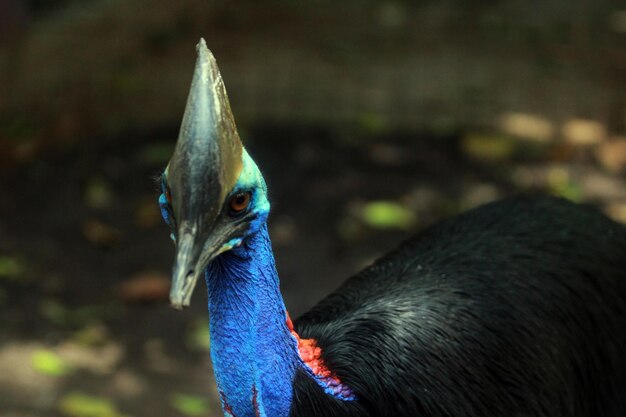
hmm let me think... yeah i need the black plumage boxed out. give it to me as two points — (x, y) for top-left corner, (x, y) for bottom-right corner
(163, 42), (626, 416)
(291, 196), (626, 417)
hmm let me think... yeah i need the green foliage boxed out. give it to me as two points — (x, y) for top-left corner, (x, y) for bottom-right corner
(170, 393), (210, 416)
(186, 319), (211, 351)
(356, 113), (388, 136)
(552, 182), (582, 202)
(461, 133), (517, 162)
(73, 324), (109, 347)
(547, 168), (582, 202)
(84, 178), (114, 210)
(361, 201), (416, 230)
(0, 256), (25, 280)
(31, 349), (72, 377)
(58, 392), (130, 417)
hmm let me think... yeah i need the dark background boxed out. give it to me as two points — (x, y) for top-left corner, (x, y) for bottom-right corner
(1, 1), (625, 416)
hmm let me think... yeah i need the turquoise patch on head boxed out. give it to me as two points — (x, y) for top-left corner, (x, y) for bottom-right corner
(233, 149), (269, 213)
(159, 193), (171, 226)
(158, 193), (176, 242)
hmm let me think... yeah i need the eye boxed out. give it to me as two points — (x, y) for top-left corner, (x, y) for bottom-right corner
(161, 176), (173, 204)
(229, 192), (251, 215)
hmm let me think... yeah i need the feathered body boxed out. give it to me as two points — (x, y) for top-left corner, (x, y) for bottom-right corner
(161, 41), (626, 417)
(291, 196), (626, 417)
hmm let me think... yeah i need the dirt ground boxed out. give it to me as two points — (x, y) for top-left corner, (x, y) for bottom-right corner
(1, 122), (626, 417)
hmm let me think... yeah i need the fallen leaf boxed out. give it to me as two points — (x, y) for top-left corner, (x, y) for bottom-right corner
(135, 197), (161, 229)
(461, 183), (499, 208)
(561, 119), (606, 146)
(361, 201), (417, 230)
(58, 392), (128, 417)
(170, 393), (210, 417)
(186, 319), (210, 351)
(500, 112), (555, 142)
(83, 220), (123, 248)
(338, 216), (367, 242)
(461, 133), (517, 162)
(604, 202), (626, 225)
(31, 349), (72, 377)
(0, 343), (59, 397)
(57, 341), (122, 375)
(596, 137), (626, 173)
(547, 167), (582, 202)
(547, 142), (577, 162)
(84, 178), (115, 210)
(116, 271), (170, 303)
(111, 369), (146, 398)
(73, 324), (109, 347)
(357, 112), (388, 135)
(144, 339), (177, 373)
(0, 255), (25, 280)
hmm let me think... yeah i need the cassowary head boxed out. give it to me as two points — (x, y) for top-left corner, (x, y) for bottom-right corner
(159, 39), (269, 309)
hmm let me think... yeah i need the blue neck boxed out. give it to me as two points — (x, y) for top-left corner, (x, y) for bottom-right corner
(205, 224), (300, 417)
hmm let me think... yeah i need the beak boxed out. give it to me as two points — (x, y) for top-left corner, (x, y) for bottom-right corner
(170, 228), (235, 309)
(167, 38), (243, 309)
(169, 232), (199, 309)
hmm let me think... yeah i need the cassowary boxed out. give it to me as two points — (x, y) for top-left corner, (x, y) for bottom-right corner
(157, 39), (626, 417)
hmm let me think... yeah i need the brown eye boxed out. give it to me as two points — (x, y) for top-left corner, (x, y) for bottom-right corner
(229, 192), (251, 214)
(165, 188), (172, 204)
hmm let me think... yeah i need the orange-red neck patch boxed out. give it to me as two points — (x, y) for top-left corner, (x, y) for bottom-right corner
(286, 312), (356, 400)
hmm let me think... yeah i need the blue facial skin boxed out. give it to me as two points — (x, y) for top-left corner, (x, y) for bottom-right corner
(159, 149), (353, 417)
(159, 150), (299, 417)
(203, 150), (299, 417)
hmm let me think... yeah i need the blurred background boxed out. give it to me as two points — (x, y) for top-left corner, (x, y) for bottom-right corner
(0, 1), (625, 416)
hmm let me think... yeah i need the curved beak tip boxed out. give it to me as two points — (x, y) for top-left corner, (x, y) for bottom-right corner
(169, 289), (185, 309)
(169, 268), (198, 310)
(169, 298), (187, 310)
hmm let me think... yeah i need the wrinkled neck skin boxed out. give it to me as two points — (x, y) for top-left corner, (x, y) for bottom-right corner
(205, 223), (299, 417)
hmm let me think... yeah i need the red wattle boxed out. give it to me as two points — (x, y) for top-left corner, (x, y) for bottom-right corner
(286, 312), (345, 388)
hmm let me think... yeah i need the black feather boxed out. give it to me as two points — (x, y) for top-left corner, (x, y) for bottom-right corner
(290, 196), (626, 417)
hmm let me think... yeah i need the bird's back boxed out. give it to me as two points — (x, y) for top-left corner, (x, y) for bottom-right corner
(292, 196), (626, 417)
